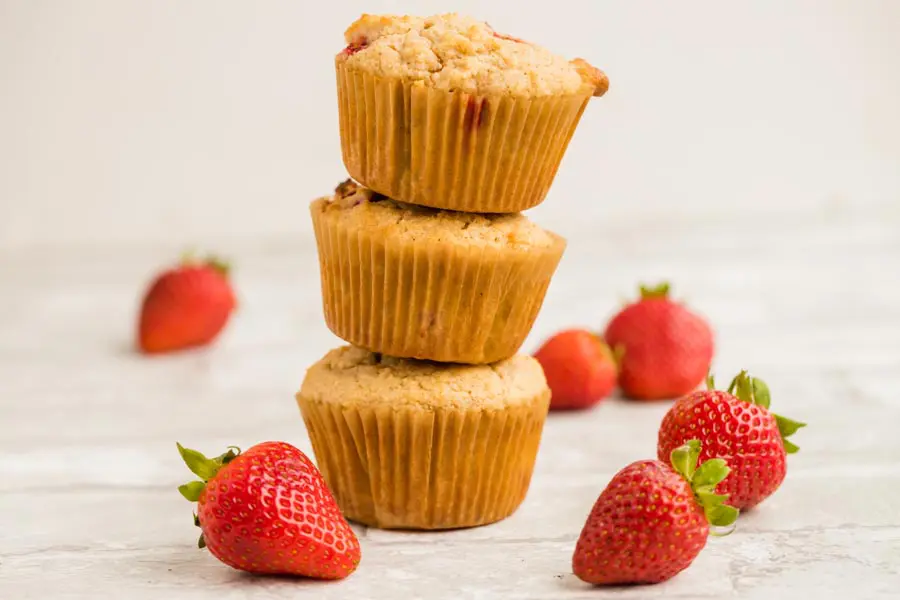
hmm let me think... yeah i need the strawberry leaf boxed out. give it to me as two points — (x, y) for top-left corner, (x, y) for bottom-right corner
(782, 439), (800, 454)
(728, 370), (754, 403)
(669, 440), (701, 481)
(706, 504), (740, 532)
(726, 373), (806, 451)
(692, 458), (730, 489)
(176, 442), (243, 550)
(216, 446), (241, 465)
(178, 481), (205, 502)
(176, 443), (239, 482)
(670, 439), (740, 532)
(205, 256), (231, 278)
(775, 414), (805, 437)
(751, 377), (771, 410)
(176, 443), (218, 480)
(639, 282), (670, 299)
(774, 414), (806, 453)
(694, 479), (739, 532)
(727, 370), (771, 408)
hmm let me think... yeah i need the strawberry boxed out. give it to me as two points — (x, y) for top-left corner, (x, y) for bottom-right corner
(604, 282), (714, 400)
(176, 441), (361, 580)
(533, 329), (617, 411)
(137, 255), (236, 354)
(573, 440), (737, 586)
(657, 371), (805, 510)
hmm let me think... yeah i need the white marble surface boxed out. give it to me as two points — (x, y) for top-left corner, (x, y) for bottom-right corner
(2, 206), (899, 599)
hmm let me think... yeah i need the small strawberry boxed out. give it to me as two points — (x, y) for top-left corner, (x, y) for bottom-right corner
(176, 441), (361, 579)
(657, 371), (805, 510)
(573, 440), (737, 586)
(604, 282), (714, 400)
(137, 255), (236, 354)
(533, 329), (618, 411)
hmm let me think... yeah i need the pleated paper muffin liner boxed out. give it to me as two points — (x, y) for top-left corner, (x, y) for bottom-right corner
(297, 391), (550, 530)
(310, 205), (566, 365)
(336, 59), (591, 214)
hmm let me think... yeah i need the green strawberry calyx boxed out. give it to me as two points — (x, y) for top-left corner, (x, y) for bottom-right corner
(176, 442), (241, 548)
(204, 256), (231, 278)
(179, 250), (232, 277)
(670, 440), (739, 534)
(724, 370), (807, 454)
(639, 282), (670, 300)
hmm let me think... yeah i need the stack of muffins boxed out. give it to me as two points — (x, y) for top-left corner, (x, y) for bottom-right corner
(296, 13), (608, 530)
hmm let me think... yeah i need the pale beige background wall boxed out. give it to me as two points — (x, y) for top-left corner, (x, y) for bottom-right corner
(2, 0), (898, 249)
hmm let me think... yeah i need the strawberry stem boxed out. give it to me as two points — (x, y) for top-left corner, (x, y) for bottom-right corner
(669, 440), (739, 531)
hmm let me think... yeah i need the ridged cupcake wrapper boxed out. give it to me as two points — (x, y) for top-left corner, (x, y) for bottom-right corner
(336, 60), (591, 214)
(297, 393), (550, 530)
(311, 207), (566, 365)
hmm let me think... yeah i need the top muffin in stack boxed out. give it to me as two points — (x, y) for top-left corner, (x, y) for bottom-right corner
(297, 13), (607, 531)
(336, 13), (608, 214)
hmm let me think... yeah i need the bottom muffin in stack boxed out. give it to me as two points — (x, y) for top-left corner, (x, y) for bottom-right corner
(296, 345), (551, 530)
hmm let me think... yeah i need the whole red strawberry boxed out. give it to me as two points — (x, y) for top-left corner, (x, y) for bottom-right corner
(176, 441), (361, 579)
(533, 329), (618, 411)
(137, 255), (236, 354)
(657, 371), (805, 510)
(573, 440), (737, 585)
(604, 282), (713, 400)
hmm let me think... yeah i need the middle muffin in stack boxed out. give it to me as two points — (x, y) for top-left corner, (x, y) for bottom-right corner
(297, 13), (608, 530)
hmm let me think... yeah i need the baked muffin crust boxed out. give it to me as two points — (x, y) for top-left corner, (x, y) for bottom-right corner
(338, 13), (608, 98)
(313, 179), (560, 250)
(299, 345), (549, 410)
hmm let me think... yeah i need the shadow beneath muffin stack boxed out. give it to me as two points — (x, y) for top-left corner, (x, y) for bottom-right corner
(295, 13), (608, 531)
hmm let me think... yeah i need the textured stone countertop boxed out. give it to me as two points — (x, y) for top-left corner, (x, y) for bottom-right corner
(2, 209), (899, 599)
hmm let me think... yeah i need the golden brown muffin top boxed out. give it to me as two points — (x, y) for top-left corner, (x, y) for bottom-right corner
(337, 13), (608, 98)
(298, 346), (549, 410)
(311, 180), (563, 251)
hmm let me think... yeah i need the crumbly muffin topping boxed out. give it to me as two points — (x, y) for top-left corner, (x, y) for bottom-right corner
(338, 13), (608, 98)
(313, 180), (561, 250)
(299, 345), (549, 410)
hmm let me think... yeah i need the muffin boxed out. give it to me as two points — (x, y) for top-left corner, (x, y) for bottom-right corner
(310, 179), (566, 364)
(296, 345), (551, 530)
(335, 13), (608, 213)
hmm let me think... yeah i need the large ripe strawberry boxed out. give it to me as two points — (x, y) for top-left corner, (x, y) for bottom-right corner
(657, 371), (806, 510)
(604, 282), (713, 400)
(176, 441), (361, 579)
(533, 329), (618, 411)
(137, 255), (236, 354)
(573, 440), (738, 585)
